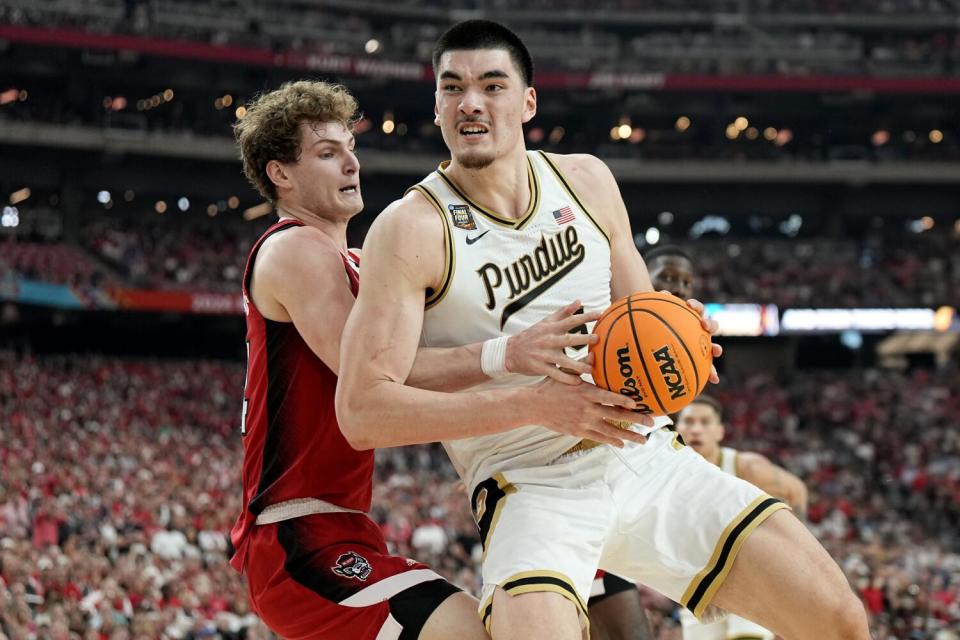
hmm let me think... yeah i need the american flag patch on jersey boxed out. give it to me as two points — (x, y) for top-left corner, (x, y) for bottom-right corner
(553, 206), (575, 225)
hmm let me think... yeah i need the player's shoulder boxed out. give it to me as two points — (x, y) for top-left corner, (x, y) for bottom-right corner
(369, 189), (446, 240)
(541, 152), (616, 187)
(735, 450), (772, 476)
(257, 222), (344, 276)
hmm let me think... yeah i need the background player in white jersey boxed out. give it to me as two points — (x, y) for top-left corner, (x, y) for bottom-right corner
(677, 395), (808, 518)
(337, 19), (869, 640)
(646, 245), (809, 519)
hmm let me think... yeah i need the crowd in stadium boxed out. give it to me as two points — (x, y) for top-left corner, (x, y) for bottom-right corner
(0, 352), (267, 640)
(79, 220), (258, 294)
(3, 220), (957, 308)
(1, 2), (958, 639)
(3, 0), (958, 70)
(1, 349), (957, 638)
(689, 234), (960, 308)
(0, 242), (115, 291)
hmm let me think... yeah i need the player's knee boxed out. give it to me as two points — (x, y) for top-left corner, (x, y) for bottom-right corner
(418, 592), (488, 640)
(490, 589), (582, 640)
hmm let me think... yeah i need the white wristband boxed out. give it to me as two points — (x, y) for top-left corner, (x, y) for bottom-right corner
(480, 336), (510, 378)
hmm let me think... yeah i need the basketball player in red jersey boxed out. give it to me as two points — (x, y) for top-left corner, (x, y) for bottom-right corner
(230, 80), (643, 640)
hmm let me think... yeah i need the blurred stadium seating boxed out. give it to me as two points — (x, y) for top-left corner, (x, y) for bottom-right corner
(1, 352), (957, 637)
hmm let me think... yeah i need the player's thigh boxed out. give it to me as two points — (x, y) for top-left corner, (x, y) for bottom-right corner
(710, 509), (868, 640)
(589, 587), (654, 640)
(473, 469), (610, 636)
(419, 591), (490, 640)
(246, 515), (465, 640)
(604, 431), (784, 621)
(489, 586), (582, 640)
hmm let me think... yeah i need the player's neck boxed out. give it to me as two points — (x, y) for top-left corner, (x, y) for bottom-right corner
(276, 205), (350, 253)
(445, 149), (531, 221)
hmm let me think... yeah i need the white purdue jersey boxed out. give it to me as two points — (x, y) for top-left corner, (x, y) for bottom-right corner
(717, 446), (738, 477)
(411, 150), (660, 490)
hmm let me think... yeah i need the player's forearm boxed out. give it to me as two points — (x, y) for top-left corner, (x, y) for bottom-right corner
(335, 381), (532, 449)
(407, 344), (488, 392)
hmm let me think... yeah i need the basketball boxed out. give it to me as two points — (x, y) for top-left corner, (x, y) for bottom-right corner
(589, 292), (713, 416)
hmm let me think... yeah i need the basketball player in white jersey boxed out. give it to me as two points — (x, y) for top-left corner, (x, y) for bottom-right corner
(337, 20), (869, 640)
(676, 387), (809, 518)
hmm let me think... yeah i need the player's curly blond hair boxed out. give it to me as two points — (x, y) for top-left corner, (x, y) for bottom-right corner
(234, 80), (359, 202)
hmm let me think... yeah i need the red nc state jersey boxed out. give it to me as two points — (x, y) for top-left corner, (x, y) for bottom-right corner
(230, 219), (371, 572)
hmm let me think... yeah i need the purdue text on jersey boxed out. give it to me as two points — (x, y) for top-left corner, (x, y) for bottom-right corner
(477, 226), (586, 328)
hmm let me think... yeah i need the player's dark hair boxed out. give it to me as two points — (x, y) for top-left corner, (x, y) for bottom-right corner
(644, 245), (693, 264)
(690, 394), (723, 420)
(432, 20), (534, 87)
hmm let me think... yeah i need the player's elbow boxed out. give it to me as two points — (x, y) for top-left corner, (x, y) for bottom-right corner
(335, 384), (376, 451)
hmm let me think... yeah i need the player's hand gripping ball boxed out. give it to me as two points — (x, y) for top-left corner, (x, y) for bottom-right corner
(589, 292), (713, 416)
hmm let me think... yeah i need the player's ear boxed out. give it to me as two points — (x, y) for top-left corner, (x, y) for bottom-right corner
(266, 160), (290, 192)
(433, 98), (441, 127)
(521, 86), (537, 124)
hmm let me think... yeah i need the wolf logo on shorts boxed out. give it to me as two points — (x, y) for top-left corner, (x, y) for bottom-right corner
(333, 551), (373, 580)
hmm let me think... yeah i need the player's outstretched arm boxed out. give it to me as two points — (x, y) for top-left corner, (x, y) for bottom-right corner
(335, 195), (647, 450)
(738, 452), (809, 517)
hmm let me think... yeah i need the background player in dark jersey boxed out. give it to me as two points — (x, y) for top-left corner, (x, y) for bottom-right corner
(230, 80), (640, 640)
(588, 571), (654, 640)
(645, 246), (695, 302)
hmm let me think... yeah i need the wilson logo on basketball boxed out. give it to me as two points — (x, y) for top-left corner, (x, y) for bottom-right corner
(615, 346), (653, 414)
(652, 345), (686, 400)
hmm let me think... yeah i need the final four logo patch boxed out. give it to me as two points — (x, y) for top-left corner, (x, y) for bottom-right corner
(448, 204), (477, 230)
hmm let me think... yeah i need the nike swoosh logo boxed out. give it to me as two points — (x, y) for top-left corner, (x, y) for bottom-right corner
(465, 230), (490, 245)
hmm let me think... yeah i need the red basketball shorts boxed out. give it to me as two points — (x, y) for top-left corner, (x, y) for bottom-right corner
(243, 512), (461, 639)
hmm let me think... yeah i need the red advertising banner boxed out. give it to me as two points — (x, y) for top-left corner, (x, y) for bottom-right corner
(5, 24), (960, 94)
(110, 288), (244, 315)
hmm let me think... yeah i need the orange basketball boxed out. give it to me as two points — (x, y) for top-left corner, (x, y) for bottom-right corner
(589, 291), (713, 416)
